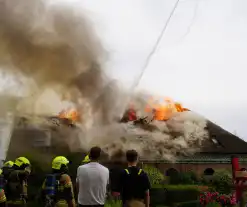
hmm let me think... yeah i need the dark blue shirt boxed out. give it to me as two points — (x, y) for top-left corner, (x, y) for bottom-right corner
(116, 166), (151, 203)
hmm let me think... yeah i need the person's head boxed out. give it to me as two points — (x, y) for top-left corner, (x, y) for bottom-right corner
(89, 146), (101, 161)
(14, 157), (31, 173)
(3, 160), (14, 168)
(126, 150), (138, 165)
(52, 156), (70, 174)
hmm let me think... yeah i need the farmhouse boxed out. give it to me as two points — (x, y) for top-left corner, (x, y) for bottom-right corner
(142, 120), (247, 176)
(1, 95), (246, 176)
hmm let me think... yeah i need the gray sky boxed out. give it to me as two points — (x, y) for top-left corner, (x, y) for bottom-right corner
(75, 0), (247, 140)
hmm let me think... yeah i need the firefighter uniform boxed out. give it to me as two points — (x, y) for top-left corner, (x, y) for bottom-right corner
(0, 160), (15, 207)
(0, 169), (6, 207)
(6, 157), (31, 207)
(2, 161), (14, 181)
(42, 156), (75, 207)
(0, 189), (6, 207)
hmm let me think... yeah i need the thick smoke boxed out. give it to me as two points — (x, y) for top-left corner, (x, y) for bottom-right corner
(0, 0), (112, 119)
(81, 96), (208, 161)
(0, 0), (208, 161)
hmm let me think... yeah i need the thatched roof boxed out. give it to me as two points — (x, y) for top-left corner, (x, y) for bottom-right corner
(200, 121), (247, 154)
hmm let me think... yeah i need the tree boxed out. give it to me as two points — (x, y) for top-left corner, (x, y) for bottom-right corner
(143, 165), (165, 186)
(212, 169), (232, 194)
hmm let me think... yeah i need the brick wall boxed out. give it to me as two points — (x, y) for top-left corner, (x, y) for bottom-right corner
(145, 163), (247, 176)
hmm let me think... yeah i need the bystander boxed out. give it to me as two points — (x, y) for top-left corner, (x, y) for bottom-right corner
(76, 147), (109, 207)
(113, 150), (151, 207)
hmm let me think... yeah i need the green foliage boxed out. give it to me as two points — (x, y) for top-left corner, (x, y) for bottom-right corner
(178, 171), (198, 184)
(164, 185), (203, 190)
(150, 188), (167, 206)
(151, 185), (206, 206)
(205, 202), (221, 207)
(105, 199), (122, 207)
(211, 169), (232, 194)
(170, 172), (198, 185)
(29, 199), (123, 207)
(175, 200), (200, 207)
(200, 169), (232, 195)
(143, 164), (165, 186)
(165, 187), (199, 204)
(152, 184), (209, 191)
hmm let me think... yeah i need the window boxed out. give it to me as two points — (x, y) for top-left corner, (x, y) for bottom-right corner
(204, 168), (215, 176)
(210, 135), (224, 148)
(212, 138), (219, 144)
(166, 168), (178, 176)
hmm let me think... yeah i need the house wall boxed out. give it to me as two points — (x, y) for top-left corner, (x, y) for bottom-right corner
(149, 163), (247, 176)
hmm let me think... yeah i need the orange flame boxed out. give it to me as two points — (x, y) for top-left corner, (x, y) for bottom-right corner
(58, 108), (79, 122)
(145, 97), (189, 121)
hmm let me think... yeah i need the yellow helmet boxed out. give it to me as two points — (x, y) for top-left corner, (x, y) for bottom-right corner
(52, 156), (70, 170)
(15, 157), (30, 167)
(3, 161), (14, 168)
(82, 155), (90, 164)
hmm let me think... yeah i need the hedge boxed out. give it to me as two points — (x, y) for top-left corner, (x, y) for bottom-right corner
(150, 185), (208, 206)
(175, 200), (200, 207)
(27, 185), (204, 206)
(164, 186), (199, 204)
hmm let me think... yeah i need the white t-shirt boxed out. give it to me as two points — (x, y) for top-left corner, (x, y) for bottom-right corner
(76, 162), (109, 205)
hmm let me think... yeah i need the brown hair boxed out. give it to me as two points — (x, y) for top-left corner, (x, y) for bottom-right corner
(89, 146), (102, 160)
(126, 149), (138, 163)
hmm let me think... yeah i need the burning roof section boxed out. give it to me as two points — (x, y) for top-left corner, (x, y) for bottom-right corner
(122, 97), (190, 123)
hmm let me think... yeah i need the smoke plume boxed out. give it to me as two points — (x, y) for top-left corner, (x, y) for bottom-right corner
(0, 0), (208, 161)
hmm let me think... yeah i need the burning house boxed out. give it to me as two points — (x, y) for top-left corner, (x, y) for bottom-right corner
(143, 121), (247, 176)
(1, 95), (247, 177)
(120, 99), (247, 176)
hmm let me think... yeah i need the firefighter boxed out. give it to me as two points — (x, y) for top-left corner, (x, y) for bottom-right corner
(0, 161), (14, 176)
(81, 155), (90, 165)
(2, 161), (14, 180)
(0, 189), (6, 207)
(42, 156), (75, 207)
(0, 160), (14, 205)
(6, 157), (31, 207)
(0, 161), (12, 207)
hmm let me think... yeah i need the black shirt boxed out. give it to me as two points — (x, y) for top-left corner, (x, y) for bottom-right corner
(116, 166), (151, 203)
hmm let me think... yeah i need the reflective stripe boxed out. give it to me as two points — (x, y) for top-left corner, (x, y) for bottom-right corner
(138, 169), (142, 175)
(58, 186), (64, 191)
(64, 182), (72, 188)
(0, 189), (6, 203)
(42, 179), (46, 190)
(125, 169), (143, 175)
(0, 195), (6, 203)
(55, 199), (68, 207)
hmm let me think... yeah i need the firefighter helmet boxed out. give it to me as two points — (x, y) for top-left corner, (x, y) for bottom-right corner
(14, 157), (30, 168)
(82, 155), (90, 164)
(3, 161), (14, 168)
(52, 156), (70, 170)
